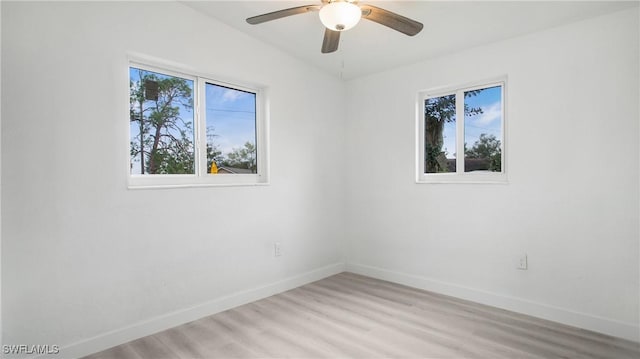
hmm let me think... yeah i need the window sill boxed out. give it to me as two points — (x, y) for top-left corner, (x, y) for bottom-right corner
(416, 172), (508, 184)
(128, 174), (269, 189)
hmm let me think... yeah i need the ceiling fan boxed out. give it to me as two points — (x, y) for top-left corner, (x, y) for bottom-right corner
(246, 0), (423, 54)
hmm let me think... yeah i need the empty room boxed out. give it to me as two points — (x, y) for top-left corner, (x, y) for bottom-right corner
(1, 0), (639, 358)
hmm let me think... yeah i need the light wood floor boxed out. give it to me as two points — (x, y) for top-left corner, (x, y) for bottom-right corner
(84, 272), (639, 359)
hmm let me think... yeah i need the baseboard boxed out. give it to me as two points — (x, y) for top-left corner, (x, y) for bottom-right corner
(346, 262), (640, 342)
(51, 262), (345, 359)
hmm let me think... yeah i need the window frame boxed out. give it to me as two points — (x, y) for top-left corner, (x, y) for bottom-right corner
(127, 58), (269, 189)
(416, 77), (507, 184)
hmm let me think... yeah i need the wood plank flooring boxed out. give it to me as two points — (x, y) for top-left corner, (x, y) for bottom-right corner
(84, 272), (639, 359)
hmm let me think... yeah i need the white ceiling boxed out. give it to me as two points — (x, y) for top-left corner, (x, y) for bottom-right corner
(182, 1), (638, 80)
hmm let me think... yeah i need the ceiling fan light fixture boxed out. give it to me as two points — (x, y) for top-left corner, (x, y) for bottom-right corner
(246, 1), (423, 54)
(319, 1), (362, 31)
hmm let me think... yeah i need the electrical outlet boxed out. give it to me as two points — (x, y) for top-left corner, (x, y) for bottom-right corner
(517, 254), (528, 270)
(274, 242), (282, 257)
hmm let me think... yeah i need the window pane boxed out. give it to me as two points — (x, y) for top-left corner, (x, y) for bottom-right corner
(205, 83), (257, 175)
(129, 67), (195, 174)
(464, 86), (502, 172)
(425, 94), (456, 173)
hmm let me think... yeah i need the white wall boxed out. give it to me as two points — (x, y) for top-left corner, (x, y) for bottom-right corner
(2, 1), (639, 357)
(345, 7), (639, 341)
(0, 0), (3, 353)
(1, 1), (345, 357)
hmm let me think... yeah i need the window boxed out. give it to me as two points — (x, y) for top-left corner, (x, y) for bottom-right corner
(204, 83), (257, 175)
(417, 79), (506, 183)
(128, 60), (268, 188)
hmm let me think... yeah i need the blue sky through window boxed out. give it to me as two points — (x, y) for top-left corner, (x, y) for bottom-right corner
(442, 85), (502, 159)
(205, 83), (256, 157)
(464, 86), (502, 151)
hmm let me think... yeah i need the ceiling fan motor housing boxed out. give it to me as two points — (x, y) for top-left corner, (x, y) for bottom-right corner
(319, 1), (362, 31)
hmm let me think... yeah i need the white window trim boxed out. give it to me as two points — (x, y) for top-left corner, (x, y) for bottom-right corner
(127, 56), (269, 189)
(416, 77), (507, 184)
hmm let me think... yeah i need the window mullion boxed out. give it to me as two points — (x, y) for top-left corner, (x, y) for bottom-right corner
(500, 84), (506, 174)
(455, 90), (465, 174)
(195, 78), (204, 177)
(418, 95), (426, 177)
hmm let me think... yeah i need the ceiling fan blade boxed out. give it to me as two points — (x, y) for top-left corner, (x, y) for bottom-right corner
(246, 5), (321, 25)
(360, 5), (423, 36)
(321, 29), (340, 54)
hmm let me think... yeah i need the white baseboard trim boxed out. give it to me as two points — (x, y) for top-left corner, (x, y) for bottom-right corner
(346, 262), (639, 342)
(53, 262), (346, 359)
